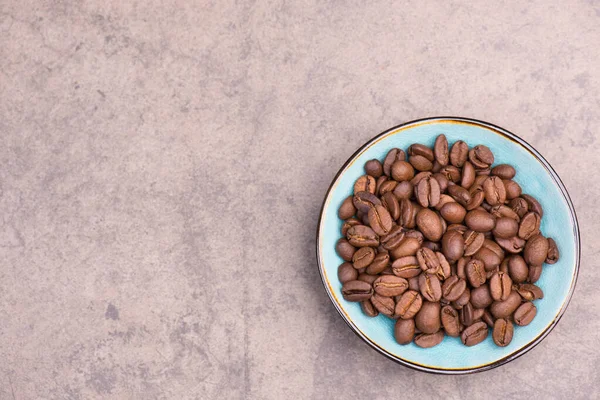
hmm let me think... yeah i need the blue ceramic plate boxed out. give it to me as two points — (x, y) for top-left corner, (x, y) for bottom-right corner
(316, 117), (580, 374)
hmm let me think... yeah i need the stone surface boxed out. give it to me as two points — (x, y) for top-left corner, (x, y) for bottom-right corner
(1, 1), (598, 399)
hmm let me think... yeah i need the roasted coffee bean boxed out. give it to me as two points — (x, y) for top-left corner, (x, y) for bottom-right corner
(452, 287), (471, 309)
(383, 148), (406, 176)
(466, 259), (486, 288)
(441, 230), (464, 262)
(441, 306), (461, 337)
(448, 184), (471, 207)
(394, 318), (415, 344)
(490, 204), (520, 221)
(365, 159), (383, 178)
(440, 202), (467, 224)
(465, 209), (496, 232)
(456, 256), (469, 279)
(378, 179), (398, 195)
(490, 290), (521, 319)
(354, 175), (376, 194)
(514, 302), (537, 326)
(463, 230), (485, 256)
(489, 271), (512, 301)
(442, 275), (467, 301)
(422, 241), (440, 252)
(470, 284), (493, 309)
(434, 134), (449, 166)
(352, 247), (376, 269)
(546, 238), (559, 264)
(338, 196), (357, 220)
(518, 212), (541, 240)
(359, 300), (378, 318)
(392, 256), (422, 278)
(380, 225), (405, 250)
(461, 321), (488, 346)
(495, 236), (526, 254)
(509, 197), (529, 218)
(409, 143), (435, 161)
(417, 247), (441, 274)
(466, 186), (485, 211)
(504, 180), (522, 199)
(399, 199), (417, 228)
(347, 225), (379, 247)
(395, 290), (423, 319)
(416, 208), (443, 241)
(469, 145), (494, 168)
(473, 247), (502, 271)
(390, 237), (420, 259)
(358, 273), (378, 285)
(460, 302), (475, 326)
(359, 210), (370, 225)
(375, 176), (388, 196)
(373, 275), (408, 297)
(419, 273), (442, 302)
(381, 192), (400, 220)
(368, 205), (394, 236)
(492, 318), (514, 347)
(404, 229), (424, 245)
(524, 234), (549, 266)
(414, 330), (445, 348)
(492, 164), (516, 179)
(440, 165), (462, 183)
(416, 176), (441, 208)
(476, 166), (491, 176)
(408, 276), (420, 291)
(336, 239), (356, 261)
(370, 293), (396, 317)
(341, 218), (361, 236)
(393, 181), (414, 200)
(415, 301), (441, 334)
(338, 262), (358, 283)
(433, 173), (449, 193)
(409, 154), (433, 171)
(353, 191), (382, 213)
(508, 255), (529, 283)
(493, 217), (519, 239)
(500, 257), (509, 274)
(450, 140), (468, 167)
(447, 223), (468, 234)
(522, 194), (543, 217)
(342, 280), (374, 302)
(436, 252), (452, 280)
(483, 176), (506, 206)
(366, 252), (390, 275)
(391, 161), (415, 182)
(528, 264), (542, 283)
(516, 284), (544, 301)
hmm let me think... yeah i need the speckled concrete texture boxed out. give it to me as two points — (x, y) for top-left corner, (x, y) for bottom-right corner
(0, 1), (598, 399)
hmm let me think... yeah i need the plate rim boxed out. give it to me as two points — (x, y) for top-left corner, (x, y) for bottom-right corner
(315, 116), (581, 374)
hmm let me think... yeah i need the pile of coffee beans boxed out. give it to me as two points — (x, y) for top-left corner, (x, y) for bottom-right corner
(336, 135), (559, 348)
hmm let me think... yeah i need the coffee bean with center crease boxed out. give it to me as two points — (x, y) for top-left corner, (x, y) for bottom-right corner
(456, 256), (470, 279)
(395, 290), (423, 319)
(399, 199), (417, 228)
(514, 302), (537, 326)
(452, 287), (470, 310)
(441, 230), (465, 262)
(495, 236), (526, 254)
(509, 197), (529, 218)
(489, 271), (512, 301)
(524, 234), (549, 266)
(440, 165), (461, 183)
(414, 330), (445, 348)
(409, 155), (433, 171)
(522, 194), (543, 217)
(374, 275), (409, 297)
(368, 205), (393, 236)
(353, 191), (381, 213)
(361, 299), (379, 317)
(448, 184), (471, 207)
(466, 259), (486, 288)
(470, 284), (493, 309)
(465, 209), (496, 232)
(383, 148), (406, 176)
(464, 230), (485, 256)
(354, 175), (376, 194)
(440, 202), (467, 224)
(417, 247), (441, 274)
(347, 225), (379, 247)
(483, 309), (495, 327)
(336, 239), (356, 261)
(381, 192), (400, 220)
(352, 247), (376, 269)
(366, 252), (390, 275)
(391, 161), (415, 182)
(441, 305), (461, 337)
(415, 301), (441, 333)
(416, 208), (443, 241)
(436, 252), (452, 280)
(461, 321), (488, 346)
(341, 217), (361, 236)
(516, 283), (544, 301)
(460, 302), (475, 326)
(338, 262), (358, 283)
(493, 217), (519, 239)
(409, 143), (435, 161)
(469, 145), (494, 168)
(378, 179), (397, 195)
(450, 140), (469, 167)
(442, 275), (467, 301)
(394, 318), (415, 344)
(380, 225), (405, 250)
(483, 176), (507, 206)
(341, 280), (373, 302)
(434, 134), (449, 166)
(416, 176), (441, 208)
(365, 159), (383, 178)
(370, 294), (395, 317)
(419, 273), (442, 302)
(518, 212), (541, 240)
(390, 237), (420, 259)
(492, 318), (514, 347)
(546, 238), (560, 264)
(490, 290), (521, 319)
(392, 256), (422, 278)
(466, 186), (485, 210)
(490, 204), (520, 222)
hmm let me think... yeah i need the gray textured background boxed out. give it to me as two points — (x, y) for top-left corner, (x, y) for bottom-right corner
(1, 1), (598, 399)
